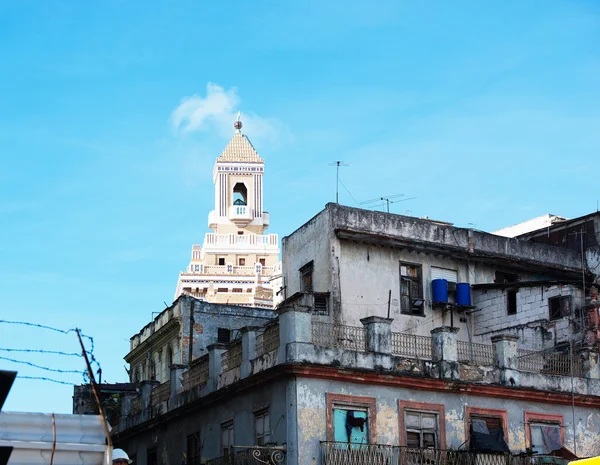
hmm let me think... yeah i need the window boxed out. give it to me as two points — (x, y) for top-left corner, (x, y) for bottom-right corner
(217, 288), (228, 293)
(232, 288), (243, 293)
(221, 421), (234, 457)
(233, 183), (247, 206)
(187, 433), (201, 465)
(326, 393), (376, 444)
(495, 271), (519, 284)
(300, 261), (314, 292)
(147, 448), (157, 465)
(314, 293), (329, 315)
(194, 264), (200, 272)
(237, 231), (244, 235)
(400, 263), (424, 315)
(218, 257), (226, 266)
(218, 328), (231, 344)
(431, 267), (458, 304)
(255, 410), (271, 446)
(399, 401), (445, 448)
(167, 346), (173, 367)
(525, 412), (564, 455)
(549, 296), (570, 321)
(239, 258), (246, 266)
(405, 411), (438, 448)
(259, 258), (266, 266)
(465, 407), (509, 453)
(507, 289), (517, 315)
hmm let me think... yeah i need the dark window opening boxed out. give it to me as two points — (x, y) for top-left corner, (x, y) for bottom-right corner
(314, 293), (329, 315)
(507, 289), (517, 315)
(233, 183), (248, 206)
(469, 415), (509, 453)
(401, 263), (424, 316)
(237, 231), (244, 235)
(549, 296), (570, 321)
(259, 258), (266, 266)
(239, 258), (246, 266)
(187, 433), (201, 465)
(217, 287), (228, 293)
(218, 328), (231, 344)
(218, 257), (225, 266)
(221, 421), (234, 457)
(147, 448), (157, 465)
(300, 261), (314, 292)
(495, 271), (519, 284)
(232, 288), (243, 293)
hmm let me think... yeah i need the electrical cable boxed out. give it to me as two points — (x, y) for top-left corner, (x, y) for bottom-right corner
(0, 356), (83, 374)
(338, 177), (361, 207)
(0, 348), (84, 357)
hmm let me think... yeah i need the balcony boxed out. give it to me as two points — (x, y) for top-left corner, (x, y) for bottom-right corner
(320, 443), (569, 465)
(201, 233), (279, 253)
(229, 205), (254, 226)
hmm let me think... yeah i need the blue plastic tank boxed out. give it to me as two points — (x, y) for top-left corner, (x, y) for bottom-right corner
(456, 283), (472, 306)
(431, 279), (448, 303)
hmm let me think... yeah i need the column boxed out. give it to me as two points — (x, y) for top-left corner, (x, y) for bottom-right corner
(241, 326), (259, 379)
(491, 334), (520, 386)
(360, 316), (393, 354)
(207, 343), (228, 392)
(431, 326), (459, 380)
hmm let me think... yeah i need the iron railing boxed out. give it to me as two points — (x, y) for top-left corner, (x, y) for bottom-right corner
(391, 332), (433, 360)
(183, 355), (209, 390)
(151, 381), (170, 404)
(457, 341), (495, 366)
(320, 443), (569, 465)
(517, 348), (585, 377)
(207, 446), (286, 465)
(222, 340), (243, 372)
(256, 323), (280, 357)
(312, 322), (366, 352)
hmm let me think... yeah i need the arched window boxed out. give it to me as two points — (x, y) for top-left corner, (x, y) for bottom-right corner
(167, 346), (173, 368)
(233, 183), (247, 206)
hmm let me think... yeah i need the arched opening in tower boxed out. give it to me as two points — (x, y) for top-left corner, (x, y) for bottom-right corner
(233, 183), (248, 206)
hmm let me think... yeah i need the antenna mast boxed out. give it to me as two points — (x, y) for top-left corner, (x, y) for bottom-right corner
(329, 161), (348, 204)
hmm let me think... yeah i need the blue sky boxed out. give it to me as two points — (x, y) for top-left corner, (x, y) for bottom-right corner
(0, 0), (598, 413)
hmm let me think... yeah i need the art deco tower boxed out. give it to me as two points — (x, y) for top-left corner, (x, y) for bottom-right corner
(174, 116), (281, 308)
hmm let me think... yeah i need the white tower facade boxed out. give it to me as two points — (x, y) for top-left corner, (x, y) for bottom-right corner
(175, 118), (282, 308)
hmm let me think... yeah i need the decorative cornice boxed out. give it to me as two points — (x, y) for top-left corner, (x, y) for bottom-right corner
(125, 318), (181, 364)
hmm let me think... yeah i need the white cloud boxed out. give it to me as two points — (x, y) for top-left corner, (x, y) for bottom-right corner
(170, 83), (292, 147)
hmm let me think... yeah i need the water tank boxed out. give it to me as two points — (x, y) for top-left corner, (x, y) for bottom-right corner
(456, 283), (472, 306)
(431, 279), (448, 303)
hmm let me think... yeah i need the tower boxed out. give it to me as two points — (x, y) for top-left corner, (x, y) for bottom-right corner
(175, 116), (282, 308)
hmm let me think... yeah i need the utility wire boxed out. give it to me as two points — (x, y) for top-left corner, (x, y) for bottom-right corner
(338, 177), (361, 207)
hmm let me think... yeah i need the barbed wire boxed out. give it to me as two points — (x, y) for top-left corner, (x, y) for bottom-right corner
(0, 347), (84, 357)
(17, 375), (80, 386)
(0, 319), (101, 373)
(0, 356), (84, 374)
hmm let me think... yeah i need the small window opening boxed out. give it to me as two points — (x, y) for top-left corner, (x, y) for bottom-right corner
(300, 261), (314, 292)
(259, 258), (266, 266)
(218, 257), (225, 266)
(495, 271), (519, 284)
(549, 296), (570, 321)
(314, 293), (329, 315)
(401, 263), (424, 316)
(507, 289), (517, 315)
(239, 258), (246, 266)
(218, 328), (231, 344)
(233, 183), (248, 206)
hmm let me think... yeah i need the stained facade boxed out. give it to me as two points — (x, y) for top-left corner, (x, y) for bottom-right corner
(113, 204), (600, 465)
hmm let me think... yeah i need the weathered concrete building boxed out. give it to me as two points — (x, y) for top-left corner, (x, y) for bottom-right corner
(113, 204), (600, 465)
(174, 116), (282, 309)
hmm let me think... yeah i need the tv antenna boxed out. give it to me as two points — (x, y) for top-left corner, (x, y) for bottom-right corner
(329, 161), (348, 204)
(360, 194), (417, 213)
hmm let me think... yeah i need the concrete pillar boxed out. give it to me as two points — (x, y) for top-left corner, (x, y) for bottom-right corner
(207, 343), (228, 392)
(431, 326), (459, 380)
(278, 306), (312, 363)
(491, 334), (520, 386)
(360, 316), (393, 354)
(241, 326), (260, 379)
(581, 350), (600, 379)
(491, 334), (519, 369)
(140, 379), (159, 412)
(170, 363), (187, 396)
(431, 326), (459, 362)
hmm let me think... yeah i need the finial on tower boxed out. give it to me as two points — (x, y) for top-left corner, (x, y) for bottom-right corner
(234, 111), (242, 133)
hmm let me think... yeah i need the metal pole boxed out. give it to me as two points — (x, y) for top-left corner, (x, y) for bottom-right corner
(336, 162), (339, 204)
(76, 329), (112, 449)
(387, 289), (392, 319)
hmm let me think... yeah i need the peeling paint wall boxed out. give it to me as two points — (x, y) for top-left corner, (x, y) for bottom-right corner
(294, 377), (600, 465)
(117, 378), (290, 465)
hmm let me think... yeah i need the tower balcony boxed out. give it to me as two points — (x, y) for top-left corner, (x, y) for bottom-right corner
(229, 205), (254, 227)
